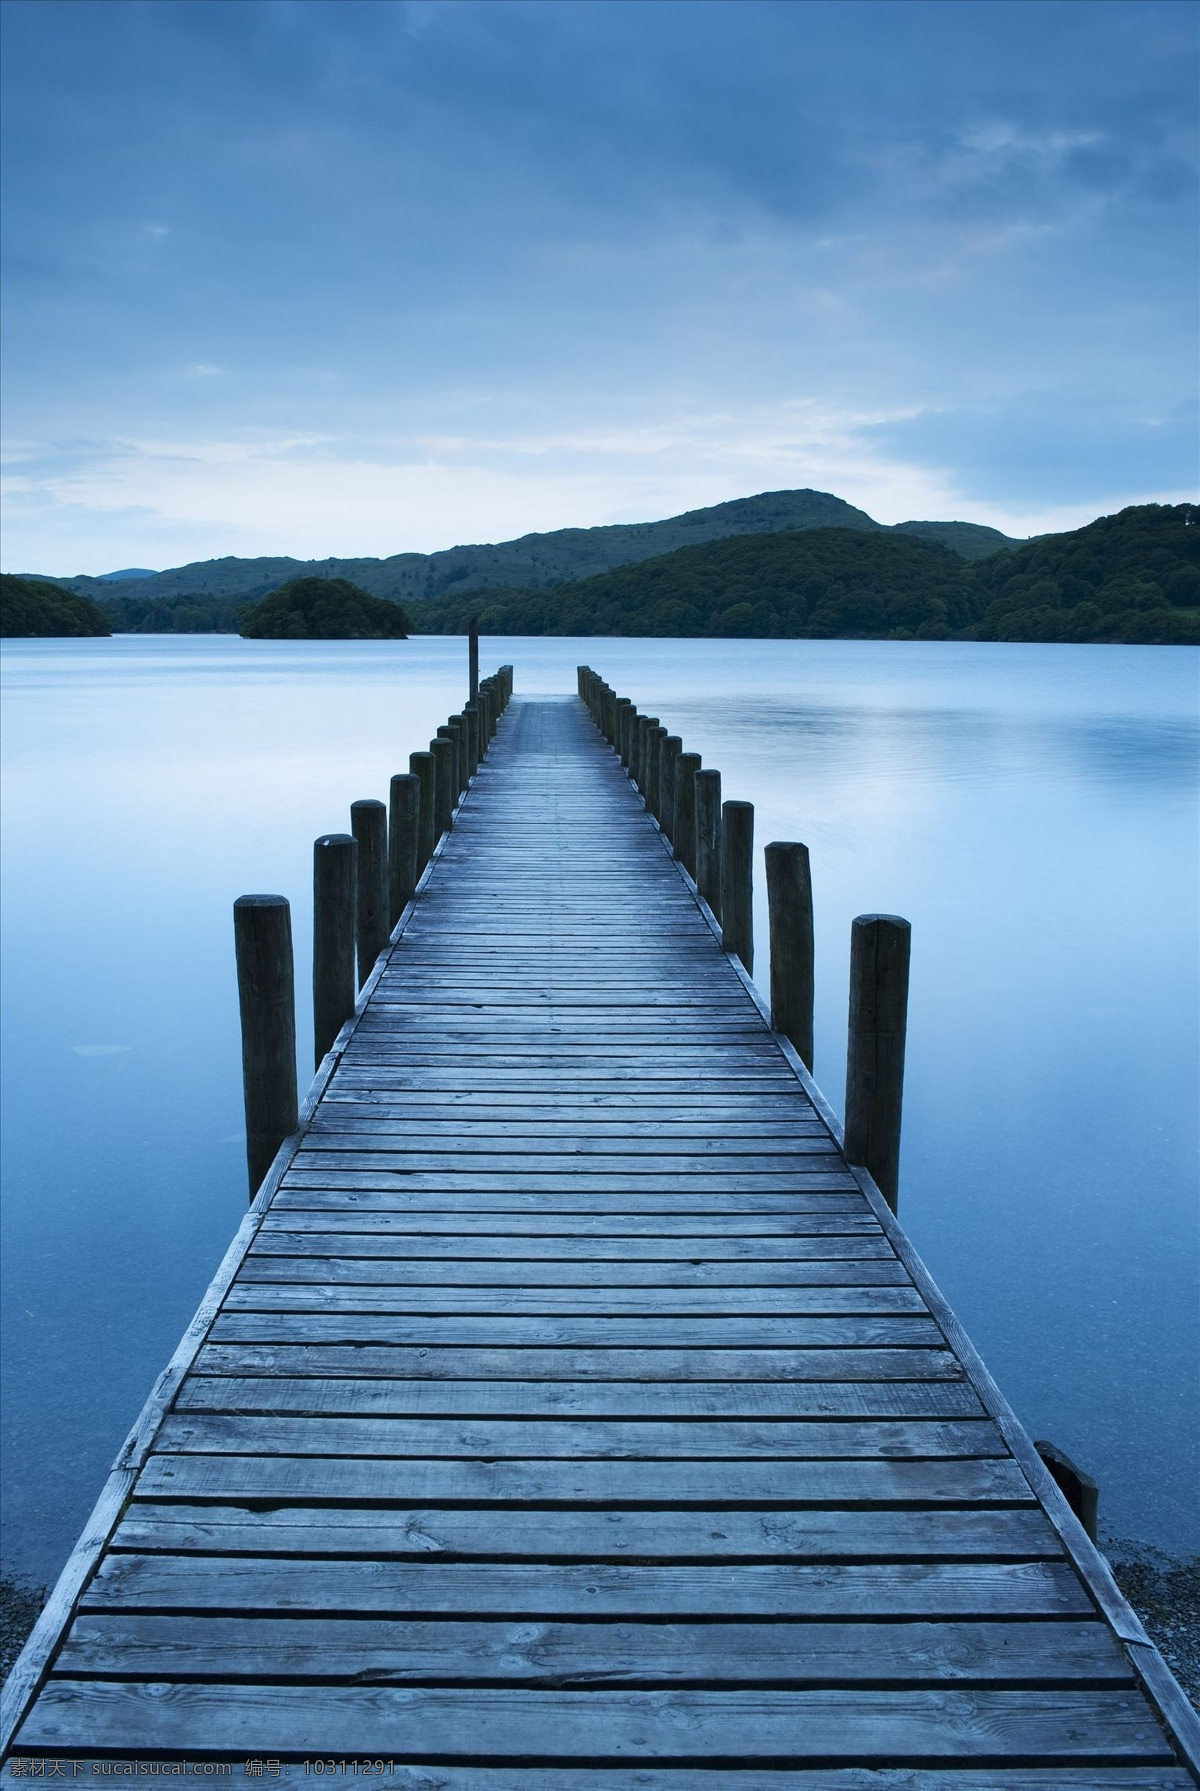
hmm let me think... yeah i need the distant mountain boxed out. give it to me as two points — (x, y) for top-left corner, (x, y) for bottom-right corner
(95, 567), (157, 580)
(15, 487), (1022, 608)
(415, 504), (1200, 645)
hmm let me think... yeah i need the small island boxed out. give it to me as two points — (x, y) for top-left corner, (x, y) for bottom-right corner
(239, 576), (412, 639)
(0, 573), (111, 638)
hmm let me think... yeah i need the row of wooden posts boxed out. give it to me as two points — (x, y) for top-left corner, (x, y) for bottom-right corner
(578, 665), (912, 1210)
(232, 661), (514, 1198)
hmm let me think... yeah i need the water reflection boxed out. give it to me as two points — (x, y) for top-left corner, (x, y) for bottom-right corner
(1, 635), (1197, 1584)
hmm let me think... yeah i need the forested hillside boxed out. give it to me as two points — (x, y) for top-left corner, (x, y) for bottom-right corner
(973, 504), (1199, 642)
(0, 574), (111, 638)
(415, 505), (1200, 644)
(418, 530), (980, 639)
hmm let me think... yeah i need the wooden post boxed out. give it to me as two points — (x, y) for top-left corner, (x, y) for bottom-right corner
(350, 799), (389, 986)
(388, 773), (420, 927)
(765, 840), (815, 1071)
(431, 737), (455, 837)
(437, 724), (460, 801)
(673, 752), (701, 875)
(659, 735), (682, 839)
(614, 697), (631, 760)
(448, 716), (468, 796)
(410, 751), (436, 874)
(479, 682), (495, 743)
(464, 703), (480, 779)
(233, 894), (298, 1200)
(694, 768), (722, 921)
(721, 801), (754, 972)
(622, 705), (638, 771)
(469, 618), (479, 703)
(646, 724), (666, 820)
(844, 913), (910, 1212)
(1034, 1440), (1099, 1541)
(313, 833), (357, 1068)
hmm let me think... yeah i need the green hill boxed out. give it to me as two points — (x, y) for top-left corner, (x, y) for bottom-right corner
(417, 529), (981, 640)
(974, 504), (1200, 643)
(239, 577), (413, 640)
(0, 573), (111, 638)
(18, 487), (1021, 609)
(414, 505), (1200, 644)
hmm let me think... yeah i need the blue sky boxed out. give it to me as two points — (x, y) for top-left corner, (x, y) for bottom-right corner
(2, 0), (1196, 573)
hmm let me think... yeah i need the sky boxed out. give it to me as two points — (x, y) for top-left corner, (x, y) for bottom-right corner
(1, 0), (1197, 575)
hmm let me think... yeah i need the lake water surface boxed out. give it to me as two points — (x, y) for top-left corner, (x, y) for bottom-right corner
(2, 634), (1197, 1584)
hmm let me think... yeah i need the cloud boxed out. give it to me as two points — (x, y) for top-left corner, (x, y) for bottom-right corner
(1, 0), (1195, 570)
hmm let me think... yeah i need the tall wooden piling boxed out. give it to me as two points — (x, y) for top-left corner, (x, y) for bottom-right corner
(659, 735), (683, 839)
(674, 751), (701, 876)
(233, 894), (298, 1199)
(350, 799), (389, 986)
(694, 768), (722, 921)
(312, 833), (357, 1067)
(615, 698), (632, 764)
(844, 913), (910, 1211)
(646, 724), (666, 819)
(437, 725), (461, 802)
(464, 704), (480, 778)
(388, 773), (420, 927)
(722, 800), (754, 972)
(469, 619), (480, 703)
(410, 751), (436, 875)
(447, 717), (468, 797)
(765, 840), (815, 1071)
(431, 737), (455, 838)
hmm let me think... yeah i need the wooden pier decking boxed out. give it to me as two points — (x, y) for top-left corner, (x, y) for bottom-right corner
(3, 691), (1198, 1782)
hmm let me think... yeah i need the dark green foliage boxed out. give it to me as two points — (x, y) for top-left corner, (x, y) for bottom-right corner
(239, 576), (412, 640)
(416, 506), (1200, 645)
(0, 573), (111, 638)
(974, 504), (1200, 644)
(99, 592), (248, 633)
(418, 530), (982, 641)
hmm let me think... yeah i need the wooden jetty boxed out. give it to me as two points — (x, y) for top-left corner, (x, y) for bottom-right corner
(3, 666), (1198, 1782)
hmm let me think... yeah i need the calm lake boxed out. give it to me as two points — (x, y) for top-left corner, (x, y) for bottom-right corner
(1, 634), (1197, 1585)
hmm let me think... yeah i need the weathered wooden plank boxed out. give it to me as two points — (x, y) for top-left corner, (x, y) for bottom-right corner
(273, 1187), (865, 1211)
(133, 1454), (1034, 1503)
(250, 1228), (893, 1257)
(209, 1312), (948, 1345)
(194, 1343), (963, 1381)
(82, 1555), (1090, 1618)
(156, 1412), (1005, 1459)
(55, 1613), (1126, 1683)
(174, 1377), (982, 1419)
(280, 1171), (863, 1193)
(111, 1503), (1055, 1560)
(235, 1257), (911, 1287)
(260, 1211), (883, 1237)
(304, 1129), (834, 1155)
(220, 1285), (926, 1316)
(15, 1684), (1174, 1760)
